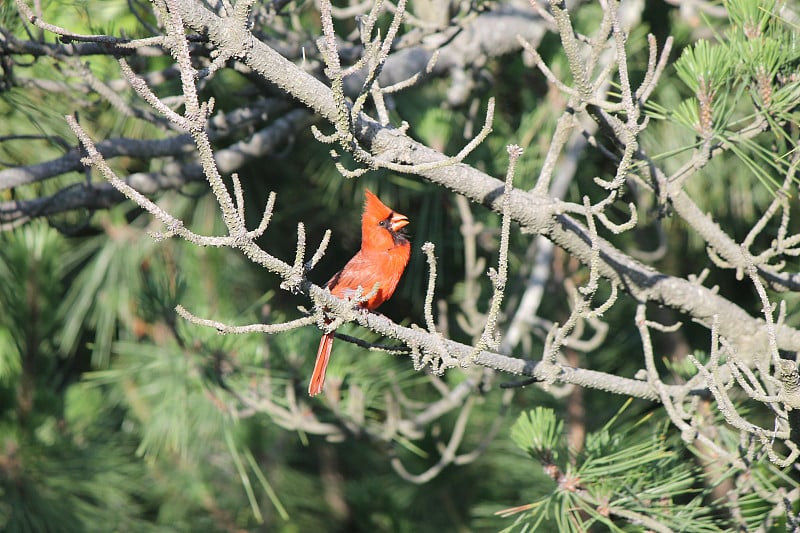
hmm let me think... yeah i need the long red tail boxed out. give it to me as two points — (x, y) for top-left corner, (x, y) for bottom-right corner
(309, 331), (334, 396)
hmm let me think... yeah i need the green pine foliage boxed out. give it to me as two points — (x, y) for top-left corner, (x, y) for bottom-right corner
(650, 0), (800, 194)
(504, 407), (728, 532)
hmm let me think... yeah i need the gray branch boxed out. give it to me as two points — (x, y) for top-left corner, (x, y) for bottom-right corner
(167, 0), (800, 366)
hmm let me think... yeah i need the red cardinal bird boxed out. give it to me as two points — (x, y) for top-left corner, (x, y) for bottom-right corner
(309, 189), (411, 397)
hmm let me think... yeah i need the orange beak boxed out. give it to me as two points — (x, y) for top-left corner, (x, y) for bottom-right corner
(391, 213), (409, 233)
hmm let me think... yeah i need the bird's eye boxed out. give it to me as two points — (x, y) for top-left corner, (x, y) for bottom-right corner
(379, 218), (391, 228)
